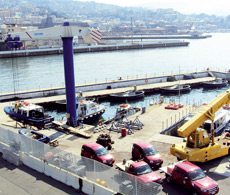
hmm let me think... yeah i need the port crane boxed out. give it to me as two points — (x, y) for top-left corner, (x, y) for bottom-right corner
(170, 88), (230, 162)
(4, 22), (101, 127)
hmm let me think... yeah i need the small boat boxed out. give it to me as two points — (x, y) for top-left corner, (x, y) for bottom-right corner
(77, 99), (106, 124)
(202, 78), (228, 89)
(18, 128), (50, 143)
(114, 104), (141, 120)
(4, 101), (54, 129)
(160, 85), (191, 95)
(55, 97), (106, 124)
(109, 90), (144, 102)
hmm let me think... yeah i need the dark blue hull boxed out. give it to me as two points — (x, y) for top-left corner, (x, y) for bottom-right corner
(203, 82), (228, 88)
(109, 91), (144, 102)
(160, 86), (191, 95)
(4, 106), (54, 129)
(203, 78), (228, 89)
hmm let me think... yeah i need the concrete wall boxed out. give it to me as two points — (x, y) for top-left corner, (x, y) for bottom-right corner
(0, 71), (210, 101)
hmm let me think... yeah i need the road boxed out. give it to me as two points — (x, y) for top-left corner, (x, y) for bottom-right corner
(0, 154), (85, 195)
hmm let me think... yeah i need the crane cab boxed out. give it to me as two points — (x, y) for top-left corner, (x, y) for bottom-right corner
(186, 128), (210, 148)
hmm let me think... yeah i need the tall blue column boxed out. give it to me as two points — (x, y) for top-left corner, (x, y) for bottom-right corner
(62, 36), (78, 127)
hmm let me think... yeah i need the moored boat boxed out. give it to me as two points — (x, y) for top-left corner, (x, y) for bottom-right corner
(202, 78), (228, 89)
(55, 97), (106, 124)
(160, 84), (191, 95)
(18, 128), (50, 143)
(77, 99), (106, 124)
(109, 90), (144, 102)
(4, 101), (54, 129)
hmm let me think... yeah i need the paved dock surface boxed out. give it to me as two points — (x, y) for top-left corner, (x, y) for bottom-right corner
(1, 98), (230, 194)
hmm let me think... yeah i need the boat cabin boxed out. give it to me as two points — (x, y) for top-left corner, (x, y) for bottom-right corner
(77, 100), (99, 117)
(11, 101), (45, 119)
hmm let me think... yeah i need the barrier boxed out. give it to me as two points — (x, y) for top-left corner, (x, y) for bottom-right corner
(50, 166), (68, 184)
(66, 172), (80, 189)
(2, 148), (21, 166)
(94, 183), (115, 195)
(82, 178), (94, 195)
(21, 153), (44, 173)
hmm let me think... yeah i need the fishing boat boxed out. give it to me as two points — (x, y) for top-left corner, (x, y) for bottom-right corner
(202, 78), (228, 89)
(4, 101), (54, 129)
(160, 84), (191, 95)
(109, 90), (144, 102)
(55, 97), (106, 124)
(18, 128), (50, 143)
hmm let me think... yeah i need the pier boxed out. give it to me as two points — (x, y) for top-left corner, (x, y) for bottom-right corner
(102, 34), (212, 40)
(0, 41), (189, 58)
(1, 70), (228, 102)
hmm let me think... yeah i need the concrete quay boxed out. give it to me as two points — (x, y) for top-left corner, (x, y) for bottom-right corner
(1, 98), (230, 194)
(0, 73), (216, 102)
(0, 41), (189, 58)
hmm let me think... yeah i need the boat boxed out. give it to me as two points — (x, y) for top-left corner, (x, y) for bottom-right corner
(114, 104), (141, 120)
(202, 78), (228, 89)
(160, 84), (191, 95)
(4, 101), (54, 129)
(161, 106), (230, 137)
(109, 90), (144, 102)
(56, 97), (106, 124)
(77, 99), (106, 124)
(18, 128), (50, 143)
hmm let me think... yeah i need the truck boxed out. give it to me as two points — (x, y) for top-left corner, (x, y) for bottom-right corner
(116, 160), (162, 184)
(170, 88), (230, 162)
(160, 160), (219, 195)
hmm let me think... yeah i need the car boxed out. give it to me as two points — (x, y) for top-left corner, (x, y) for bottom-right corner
(161, 160), (219, 195)
(132, 142), (163, 169)
(81, 142), (115, 166)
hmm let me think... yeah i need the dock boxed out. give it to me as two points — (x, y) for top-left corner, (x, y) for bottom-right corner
(0, 70), (220, 102)
(0, 41), (189, 58)
(102, 34), (212, 40)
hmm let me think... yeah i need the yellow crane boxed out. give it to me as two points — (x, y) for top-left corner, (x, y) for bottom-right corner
(170, 88), (230, 162)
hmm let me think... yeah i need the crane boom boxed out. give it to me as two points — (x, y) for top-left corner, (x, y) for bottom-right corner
(178, 88), (230, 137)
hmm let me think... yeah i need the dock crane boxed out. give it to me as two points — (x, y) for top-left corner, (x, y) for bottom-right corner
(170, 88), (230, 162)
(5, 22), (101, 127)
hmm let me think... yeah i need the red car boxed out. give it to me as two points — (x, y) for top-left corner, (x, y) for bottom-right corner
(132, 142), (163, 169)
(161, 160), (219, 195)
(126, 161), (163, 184)
(81, 142), (115, 166)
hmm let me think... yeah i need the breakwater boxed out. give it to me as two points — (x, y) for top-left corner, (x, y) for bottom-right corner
(0, 41), (189, 58)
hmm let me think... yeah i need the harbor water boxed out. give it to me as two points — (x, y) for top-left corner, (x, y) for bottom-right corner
(1, 33), (230, 121)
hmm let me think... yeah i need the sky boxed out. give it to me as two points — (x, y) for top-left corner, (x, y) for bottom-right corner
(77, 0), (230, 16)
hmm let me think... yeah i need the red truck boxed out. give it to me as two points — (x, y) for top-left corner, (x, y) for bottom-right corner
(81, 142), (115, 166)
(132, 142), (163, 169)
(116, 160), (162, 184)
(160, 160), (219, 195)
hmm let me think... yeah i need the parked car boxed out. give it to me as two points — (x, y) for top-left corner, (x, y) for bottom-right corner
(81, 142), (115, 166)
(132, 142), (163, 169)
(160, 160), (219, 195)
(116, 160), (162, 184)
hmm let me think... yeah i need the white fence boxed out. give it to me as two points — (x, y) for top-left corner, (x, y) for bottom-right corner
(0, 126), (162, 195)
